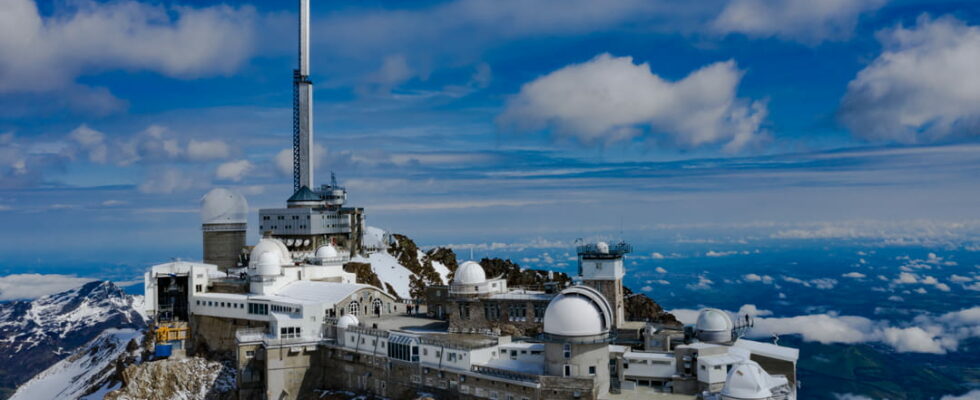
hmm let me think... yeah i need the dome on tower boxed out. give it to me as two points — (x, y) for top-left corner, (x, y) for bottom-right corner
(543, 286), (613, 338)
(201, 188), (248, 225)
(337, 314), (359, 329)
(720, 361), (774, 399)
(453, 261), (486, 285)
(596, 241), (610, 254)
(249, 238), (291, 269)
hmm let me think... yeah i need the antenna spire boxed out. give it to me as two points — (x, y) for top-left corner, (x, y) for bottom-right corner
(293, 0), (314, 191)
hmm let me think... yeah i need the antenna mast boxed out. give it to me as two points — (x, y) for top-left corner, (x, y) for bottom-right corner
(292, 0), (314, 191)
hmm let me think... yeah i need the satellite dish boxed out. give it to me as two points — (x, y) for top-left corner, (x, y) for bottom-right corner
(303, 239), (311, 246)
(286, 239), (295, 246)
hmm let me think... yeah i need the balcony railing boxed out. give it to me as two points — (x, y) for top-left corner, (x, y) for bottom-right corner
(471, 365), (541, 384)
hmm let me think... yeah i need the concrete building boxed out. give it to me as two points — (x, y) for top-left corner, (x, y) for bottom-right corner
(577, 241), (629, 329)
(201, 188), (248, 271)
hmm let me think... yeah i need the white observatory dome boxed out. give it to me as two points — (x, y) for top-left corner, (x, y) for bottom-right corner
(255, 251), (282, 276)
(453, 261), (486, 285)
(721, 361), (773, 400)
(337, 314), (359, 329)
(696, 308), (733, 332)
(315, 244), (339, 259)
(249, 238), (291, 269)
(201, 188), (248, 225)
(544, 293), (606, 337)
(596, 241), (610, 254)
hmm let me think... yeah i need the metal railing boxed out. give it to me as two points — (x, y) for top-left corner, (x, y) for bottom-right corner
(471, 365), (541, 384)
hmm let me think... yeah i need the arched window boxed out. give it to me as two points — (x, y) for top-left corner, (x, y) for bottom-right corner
(348, 301), (360, 316)
(373, 298), (383, 316)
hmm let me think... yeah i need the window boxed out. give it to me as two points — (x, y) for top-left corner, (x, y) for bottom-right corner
(564, 365), (571, 377)
(510, 350), (518, 360)
(248, 303), (268, 315)
(484, 302), (500, 321)
(348, 301), (360, 316)
(195, 284), (202, 292)
(588, 366), (596, 375)
(563, 344), (571, 359)
(458, 304), (470, 320)
(245, 350), (254, 357)
(533, 303), (547, 321)
(508, 303), (526, 321)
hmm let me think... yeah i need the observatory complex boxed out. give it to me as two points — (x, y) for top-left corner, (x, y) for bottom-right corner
(140, 1), (800, 399)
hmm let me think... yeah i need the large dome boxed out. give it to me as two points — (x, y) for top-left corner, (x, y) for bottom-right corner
(201, 188), (248, 225)
(696, 308), (733, 332)
(315, 244), (339, 259)
(249, 238), (291, 269)
(544, 293), (606, 337)
(721, 361), (773, 399)
(255, 251), (282, 276)
(337, 314), (359, 329)
(453, 261), (486, 285)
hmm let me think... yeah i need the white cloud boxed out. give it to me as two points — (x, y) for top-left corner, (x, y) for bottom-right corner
(641, 285), (653, 292)
(895, 272), (919, 284)
(655, 266), (667, 273)
(712, 0), (885, 43)
(781, 275), (837, 290)
(138, 167), (200, 194)
(651, 252), (665, 260)
(498, 54), (767, 152)
(186, 139), (232, 161)
(706, 250), (738, 257)
(950, 274), (973, 283)
(842, 272), (866, 279)
(0, 0), (257, 112)
(839, 16), (980, 143)
(941, 390), (980, 400)
(686, 275), (714, 290)
(0, 273), (95, 300)
(743, 273), (773, 284)
(737, 304), (772, 317)
(215, 159), (254, 182)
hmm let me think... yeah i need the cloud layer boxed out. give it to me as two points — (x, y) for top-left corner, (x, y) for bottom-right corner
(498, 54), (768, 152)
(0, 273), (96, 301)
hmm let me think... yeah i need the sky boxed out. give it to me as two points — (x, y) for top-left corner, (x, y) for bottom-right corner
(2, 0), (980, 266)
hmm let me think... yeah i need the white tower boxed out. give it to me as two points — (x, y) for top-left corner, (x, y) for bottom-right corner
(293, 0), (314, 191)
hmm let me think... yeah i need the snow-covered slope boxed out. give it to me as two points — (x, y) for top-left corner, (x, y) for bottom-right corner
(0, 281), (146, 395)
(353, 227), (456, 299)
(351, 251), (416, 298)
(11, 328), (142, 400)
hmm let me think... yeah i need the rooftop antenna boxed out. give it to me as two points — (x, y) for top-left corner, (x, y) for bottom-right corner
(292, 0), (314, 191)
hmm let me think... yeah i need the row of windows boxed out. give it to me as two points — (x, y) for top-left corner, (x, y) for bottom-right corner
(197, 300), (243, 309)
(271, 304), (299, 314)
(457, 303), (547, 321)
(248, 303), (269, 315)
(280, 326), (302, 339)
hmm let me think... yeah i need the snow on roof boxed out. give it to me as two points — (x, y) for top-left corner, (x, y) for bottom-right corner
(733, 339), (799, 362)
(150, 261), (218, 276)
(499, 342), (545, 351)
(271, 281), (379, 305)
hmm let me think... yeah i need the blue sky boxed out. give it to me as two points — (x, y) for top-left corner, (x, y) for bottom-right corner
(2, 0), (980, 265)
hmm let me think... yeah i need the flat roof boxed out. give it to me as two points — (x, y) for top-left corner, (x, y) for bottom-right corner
(733, 339), (799, 362)
(623, 351), (674, 361)
(478, 359), (545, 375)
(499, 342), (545, 351)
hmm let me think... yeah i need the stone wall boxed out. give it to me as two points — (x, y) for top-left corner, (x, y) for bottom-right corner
(448, 298), (549, 336)
(191, 315), (267, 356)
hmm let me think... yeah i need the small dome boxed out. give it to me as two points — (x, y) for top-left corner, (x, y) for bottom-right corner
(337, 314), (359, 329)
(453, 261), (486, 285)
(249, 238), (291, 269)
(596, 241), (610, 254)
(697, 308), (733, 332)
(315, 244), (339, 259)
(255, 252), (282, 276)
(201, 188), (248, 225)
(721, 361), (773, 399)
(544, 293), (606, 337)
